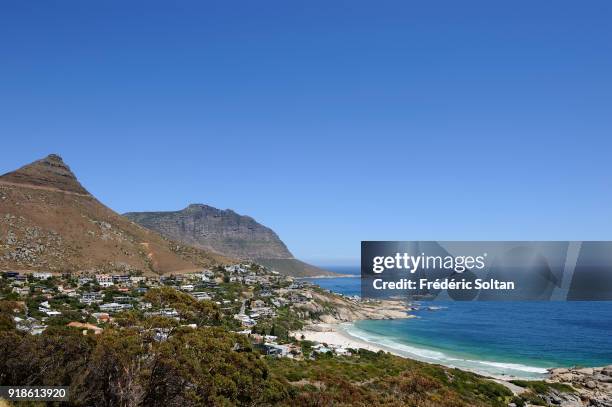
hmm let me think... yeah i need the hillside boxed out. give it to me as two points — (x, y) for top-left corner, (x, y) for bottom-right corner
(0, 154), (228, 275)
(124, 204), (336, 277)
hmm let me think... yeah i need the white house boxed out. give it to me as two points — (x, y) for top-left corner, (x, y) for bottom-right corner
(96, 274), (114, 287)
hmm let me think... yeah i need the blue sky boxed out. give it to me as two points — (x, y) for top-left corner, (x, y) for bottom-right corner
(1, 1), (611, 265)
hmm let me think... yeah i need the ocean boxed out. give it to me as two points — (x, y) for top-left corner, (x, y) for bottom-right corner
(309, 267), (612, 379)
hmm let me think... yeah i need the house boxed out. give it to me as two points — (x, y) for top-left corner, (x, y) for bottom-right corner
(95, 274), (113, 287)
(99, 302), (131, 312)
(67, 322), (103, 335)
(92, 312), (111, 323)
(112, 275), (130, 284)
(225, 265), (246, 273)
(58, 286), (77, 296)
(80, 292), (103, 304)
(130, 276), (146, 284)
(258, 343), (291, 357)
(251, 307), (275, 317)
(234, 313), (256, 327)
(334, 347), (351, 356)
(191, 292), (212, 301)
(263, 335), (278, 343)
(153, 328), (171, 342)
(159, 308), (178, 317)
(12, 287), (29, 296)
(312, 344), (332, 355)
(180, 284), (194, 292)
(32, 272), (52, 280)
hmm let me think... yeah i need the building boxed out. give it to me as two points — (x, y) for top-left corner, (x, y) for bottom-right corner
(234, 313), (256, 327)
(92, 312), (111, 323)
(258, 343), (291, 357)
(130, 276), (146, 284)
(95, 274), (114, 287)
(99, 303), (131, 312)
(67, 322), (103, 335)
(191, 292), (212, 301)
(80, 292), (103, 304)
(112, 275), (130, 284)
(78, 277), (93, 286)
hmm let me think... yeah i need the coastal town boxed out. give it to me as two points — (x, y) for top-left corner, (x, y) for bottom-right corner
(0, 263), (382, 360)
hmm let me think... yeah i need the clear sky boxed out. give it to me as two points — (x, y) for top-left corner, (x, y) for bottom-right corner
(1, 1), (611, 265)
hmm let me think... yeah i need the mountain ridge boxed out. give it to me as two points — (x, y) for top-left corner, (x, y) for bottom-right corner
(124, 205), (336, 277)
(0, 155), (229, 275)
(0, 154), (90, 195)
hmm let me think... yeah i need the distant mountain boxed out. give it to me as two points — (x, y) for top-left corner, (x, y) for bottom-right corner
(124, 205), (336, 277)
(0, 155), (228, 274)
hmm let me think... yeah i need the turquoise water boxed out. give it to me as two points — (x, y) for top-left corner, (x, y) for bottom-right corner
(311, 267), (612, 378)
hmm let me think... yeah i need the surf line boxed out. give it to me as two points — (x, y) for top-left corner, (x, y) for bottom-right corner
(372, 278), (515, 290)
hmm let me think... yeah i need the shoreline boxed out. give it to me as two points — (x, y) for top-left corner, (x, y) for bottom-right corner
(293, 321), (548, 383)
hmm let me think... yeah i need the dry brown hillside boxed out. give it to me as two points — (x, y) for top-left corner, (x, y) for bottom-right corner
(0, 154), (229, 275)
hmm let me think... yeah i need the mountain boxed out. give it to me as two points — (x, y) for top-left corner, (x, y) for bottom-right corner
(125, 204), (292, 259)
(0, 154), (228, 275)
(124, 204), (335, 277)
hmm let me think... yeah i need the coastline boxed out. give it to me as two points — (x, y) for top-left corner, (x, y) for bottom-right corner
(294, 283), (612, 403)
(293, 321), (537, 381)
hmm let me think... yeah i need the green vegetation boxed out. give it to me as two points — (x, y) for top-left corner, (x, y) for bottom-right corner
(510, 379), (576, 394)
(0, 325), (288, 406)
(1, 328), (516, 407)
(267, 349), (514, 406)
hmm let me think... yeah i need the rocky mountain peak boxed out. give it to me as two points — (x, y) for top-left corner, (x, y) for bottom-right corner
(0, 154), (90, 195)
(124, 205), (336, 276)
(124, 204), (294, 260)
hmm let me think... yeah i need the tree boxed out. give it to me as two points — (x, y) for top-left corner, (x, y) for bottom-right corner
(142, 327), (279, 406)
(73, 329), (146, 407)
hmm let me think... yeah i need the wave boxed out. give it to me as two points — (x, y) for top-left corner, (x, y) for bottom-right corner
(341, 323), (548, 378)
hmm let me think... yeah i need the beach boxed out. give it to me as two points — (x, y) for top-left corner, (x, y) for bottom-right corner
(293, 323), (388, 353)
(294, 322), (541, 380)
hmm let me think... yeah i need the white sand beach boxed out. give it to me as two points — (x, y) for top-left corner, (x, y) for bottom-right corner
(293, 323), (388, 353)
(292, 322), (549, 386)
